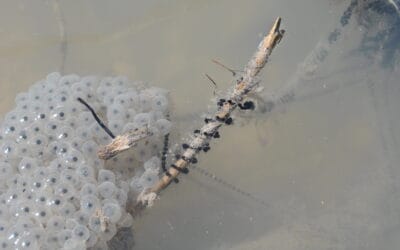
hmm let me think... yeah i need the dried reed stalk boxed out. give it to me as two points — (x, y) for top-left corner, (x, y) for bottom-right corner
(136, 17), (285, 205)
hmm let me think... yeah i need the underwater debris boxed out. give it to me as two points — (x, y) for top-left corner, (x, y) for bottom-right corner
(98, 126), (153, 160)
(132, 17), (285, 207)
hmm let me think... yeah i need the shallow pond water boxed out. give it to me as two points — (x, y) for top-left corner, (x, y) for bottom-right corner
(1, 0), (400, 249)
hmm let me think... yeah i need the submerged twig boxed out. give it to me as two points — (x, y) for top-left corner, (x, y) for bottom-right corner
(205, 73), (218, 87)
(98, 126), (152, 160)
(77, 97), (116, 139)
(77, 97), (153, 160)
(135, 17), (285, 205)
(211, 59), (238, 76)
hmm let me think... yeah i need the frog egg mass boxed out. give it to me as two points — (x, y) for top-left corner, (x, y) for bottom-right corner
(0, 73), (171, 249)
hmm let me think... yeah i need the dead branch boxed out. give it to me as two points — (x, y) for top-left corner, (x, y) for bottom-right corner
(98, 127), (152, 160)
(137, 17), (285, 205)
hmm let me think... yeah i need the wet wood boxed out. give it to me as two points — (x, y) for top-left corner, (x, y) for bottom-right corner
(98, 127), (152, 160)
(137, 17), (285, 205)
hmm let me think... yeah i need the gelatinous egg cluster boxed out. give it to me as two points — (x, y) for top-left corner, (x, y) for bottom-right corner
(0, 73), (171, 249)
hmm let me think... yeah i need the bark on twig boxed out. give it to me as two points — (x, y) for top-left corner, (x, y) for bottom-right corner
(98, 127), (152, 160)
(137, 17), (285, 204)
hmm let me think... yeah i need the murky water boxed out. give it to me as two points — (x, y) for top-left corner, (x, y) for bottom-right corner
(1, 0), (400, 249)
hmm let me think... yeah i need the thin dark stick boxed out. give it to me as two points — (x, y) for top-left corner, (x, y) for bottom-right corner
(77, 97), (116, 139)
(211, 59), (239, 76)
(204, 73), (218, 87)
